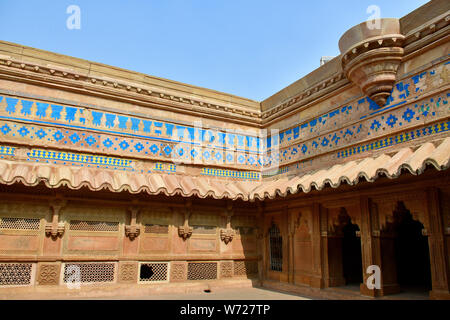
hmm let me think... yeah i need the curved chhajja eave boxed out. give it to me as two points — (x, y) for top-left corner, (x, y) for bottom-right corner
(0, 138), (449, 201)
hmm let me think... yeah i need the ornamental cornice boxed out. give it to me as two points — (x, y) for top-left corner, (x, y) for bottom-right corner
(260, 73), (349, 124)
(0, 57), (262, 126)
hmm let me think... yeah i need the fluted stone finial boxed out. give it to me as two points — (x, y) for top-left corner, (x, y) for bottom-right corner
(339, 18), (405, 107)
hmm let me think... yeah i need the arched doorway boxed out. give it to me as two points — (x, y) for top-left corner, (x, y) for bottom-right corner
(338, 208), (363, 285)
(392, 201), (431, 292)
(269, 223), (282, 272)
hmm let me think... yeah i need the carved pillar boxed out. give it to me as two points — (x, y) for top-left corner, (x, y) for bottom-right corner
(311, 203), (324, 288)
(426, 188), (450, 299)
(125, 206), (140, 240)
(220, 201), (234, 245)
(178, 199), (193, 240)
(256, 202), (265, 284)
(359, 196), (381, 297)
(320, 204), (330, 288)
(45, 198), (66, 240)
(374, 200), (400, 296)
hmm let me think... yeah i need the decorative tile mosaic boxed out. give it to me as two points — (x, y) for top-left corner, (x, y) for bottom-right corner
(0, 145), (14, 156)
(263, 58), (449, 169)
(28, 149), (133, 167)
(0, 93), (263, 164)
(201, 168), (260, 180)
(154, 162), (176, 172)
(336, 120), (450, 159)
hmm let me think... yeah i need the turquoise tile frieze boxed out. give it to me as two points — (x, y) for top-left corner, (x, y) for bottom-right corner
(269, 58), (449, 152)
(336, 120), (450, 159)
(0, 120), (263, 169)
(0, 94), (262, 154)
(27, 149), (132, 167)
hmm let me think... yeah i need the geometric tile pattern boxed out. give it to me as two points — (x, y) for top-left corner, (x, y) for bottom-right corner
(154, 162), (176, 172)
(265, 60), (449, 170)
(0, 145), (14, 156)
(336, 120), (450, 159)
(201, 168), (260, 180)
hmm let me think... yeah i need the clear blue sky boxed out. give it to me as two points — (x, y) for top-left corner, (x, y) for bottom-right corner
(0, 0), (428, 101)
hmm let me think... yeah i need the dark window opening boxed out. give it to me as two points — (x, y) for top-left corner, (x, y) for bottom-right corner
(140, 264), (154, 280)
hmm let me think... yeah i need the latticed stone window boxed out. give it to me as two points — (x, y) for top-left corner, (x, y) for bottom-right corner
(192, 225), (216, 234)
(269, 223), (282, 271)
(0, 263), (34, 286)
(63, 262), (116, 284)
(234, 260), (258, 276)
(144, 224), (169, 234)
(187, 262), (217, 280)
(0, 217), (40, 230)
(138, 262), (169, 282)
(69, 220), (119, 232)
(235, 226), (255, 236)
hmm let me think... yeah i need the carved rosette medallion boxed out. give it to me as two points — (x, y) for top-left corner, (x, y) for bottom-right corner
(38, 264), (60, 285)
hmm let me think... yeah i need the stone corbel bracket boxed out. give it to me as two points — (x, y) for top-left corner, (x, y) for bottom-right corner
(45, 198), (67, 240)
(339, 18), (405, 107)
(178, 200), (193, 241)
(125, 206), (141, 240)
(220, 201), (235, 245)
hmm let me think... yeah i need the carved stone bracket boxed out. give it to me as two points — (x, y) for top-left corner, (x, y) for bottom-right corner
(45, 198), (66, 240)
(220, 201), (234, 245)
(178, 200), (193, 241)
(339, 18), (405, 107)
(220, 229), (234, 244)
(125, 206), (140, 240)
